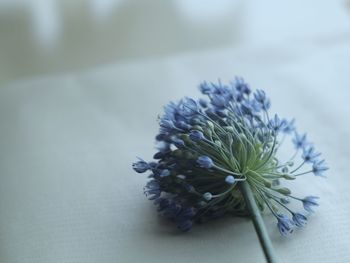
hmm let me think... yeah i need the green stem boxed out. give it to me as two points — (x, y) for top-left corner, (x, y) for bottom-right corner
(239, 181), (279, 263)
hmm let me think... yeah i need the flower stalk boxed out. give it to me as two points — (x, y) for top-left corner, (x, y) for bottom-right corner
(240, 181), (279, 263)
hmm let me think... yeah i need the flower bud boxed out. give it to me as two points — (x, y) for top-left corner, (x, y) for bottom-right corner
(203, 192), (213, 201)
(206, 121), (214, 130)
(225, 175), (235, 185)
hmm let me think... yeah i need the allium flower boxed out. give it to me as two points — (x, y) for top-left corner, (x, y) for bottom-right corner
(133, 78), (328, 237)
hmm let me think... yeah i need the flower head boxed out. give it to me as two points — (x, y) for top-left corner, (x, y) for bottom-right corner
(133, 78), (327, 234)
(254, 89), (271, 110)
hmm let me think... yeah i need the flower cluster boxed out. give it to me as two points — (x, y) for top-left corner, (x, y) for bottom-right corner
(133, 78), (328, 235)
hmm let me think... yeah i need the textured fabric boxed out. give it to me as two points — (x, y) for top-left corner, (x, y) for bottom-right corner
(0, 41), (349, 263)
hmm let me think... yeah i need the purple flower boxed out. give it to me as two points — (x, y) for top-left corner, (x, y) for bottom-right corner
(215, 109), (228, 118)
(156, 141), (171, 152)
(254, 89), (267, 103)
(292, 213), (307, 227)
(302, 146), (321, 163)
(179, 97), (198, 117)
(172, 137), (185, 148)
(277, 214), (295, 236)
(292, 132), (308, 150)
(199, 82), (213, 94)
(312, 160), (329, 177)
(282, 119), (295, 134)
(176, 120), (191, 130)
(189, 130), (205, 142)
(234, 77), (251, 95)
(268, 114), (285, 133)
(199, 98), (208, 108)
(211, 94), (229, 109)
(254, 89), (271, 110)
(160, 119), (175, 130)
(302, 196), (319, 212)
(144, 180), (161, 200)
(240, 102), (255, 116)
(197, 156), (214, 169)
(132, 158), (150, 173)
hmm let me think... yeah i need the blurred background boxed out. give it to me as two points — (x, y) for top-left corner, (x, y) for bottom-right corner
(1, 0), (350, 86)
(1, 2), (350, 263)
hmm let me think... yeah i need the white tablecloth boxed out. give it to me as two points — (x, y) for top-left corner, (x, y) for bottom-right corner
(0, 41), (349, 262)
